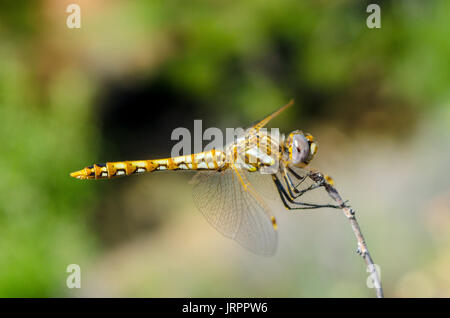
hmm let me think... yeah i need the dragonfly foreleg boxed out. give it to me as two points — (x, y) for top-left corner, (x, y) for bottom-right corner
(286, 167), (309, 189)
(307, 171), (351, 209)
(282, 169), (322, 200)
(273, 176), (319, 210)
(272, 175), (341, 210)
(283, 170), (301, 195)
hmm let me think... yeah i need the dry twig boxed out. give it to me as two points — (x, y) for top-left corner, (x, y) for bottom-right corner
(309, 172), (384, 298)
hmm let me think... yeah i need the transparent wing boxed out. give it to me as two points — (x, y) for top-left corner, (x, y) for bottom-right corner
(191, 169), (278, 256)
(251, 100), (294, 131)
(245, 171), (279, 202)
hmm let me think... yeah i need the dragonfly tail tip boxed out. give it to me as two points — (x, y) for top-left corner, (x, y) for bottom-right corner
(70, 169), (88, 180)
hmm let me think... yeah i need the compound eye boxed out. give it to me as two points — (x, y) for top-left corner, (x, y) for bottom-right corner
(291, 134), (310, 164)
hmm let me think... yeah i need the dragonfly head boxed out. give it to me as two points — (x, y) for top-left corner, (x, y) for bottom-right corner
(285, 131), (317, 165)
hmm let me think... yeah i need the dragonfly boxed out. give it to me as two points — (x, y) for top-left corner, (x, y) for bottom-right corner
(70, 101), (342, 255)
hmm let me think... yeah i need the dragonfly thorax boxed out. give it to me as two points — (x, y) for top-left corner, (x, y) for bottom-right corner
(224, 132), (280, 172)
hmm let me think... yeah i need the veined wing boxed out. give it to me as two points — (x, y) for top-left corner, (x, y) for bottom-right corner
(221, 101), (291, 168)
(250, 100), (294, 132)
(191, 168), (278, 256)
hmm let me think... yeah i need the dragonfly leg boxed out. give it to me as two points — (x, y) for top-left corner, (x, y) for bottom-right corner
(272, 175), (341, 210)
(283, 170), (301, 195)
(307, 171), (352, 209)
(287, 167), (309, 189)
(282, 169), (322, 200)
(273, 176), (318, 210)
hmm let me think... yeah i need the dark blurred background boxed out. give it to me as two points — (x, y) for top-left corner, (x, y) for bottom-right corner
(0, 0), (449, 297)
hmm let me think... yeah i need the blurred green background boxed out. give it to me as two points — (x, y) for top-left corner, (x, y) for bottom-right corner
(0, 0), (449, 297)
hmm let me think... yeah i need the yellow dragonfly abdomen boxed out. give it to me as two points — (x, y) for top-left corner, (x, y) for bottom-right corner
(70, 149), (227, 180)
